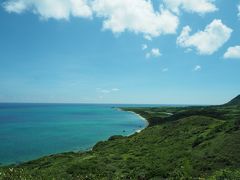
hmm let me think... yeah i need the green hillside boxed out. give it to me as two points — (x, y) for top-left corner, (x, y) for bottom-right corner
(1, 97), (240, 179)
(224, 95), (240, 106)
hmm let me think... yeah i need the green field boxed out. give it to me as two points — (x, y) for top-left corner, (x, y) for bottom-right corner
(1, 96), (240, 179)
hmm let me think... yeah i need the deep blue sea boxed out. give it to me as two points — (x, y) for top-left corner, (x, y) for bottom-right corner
(0, 103), (149, 165)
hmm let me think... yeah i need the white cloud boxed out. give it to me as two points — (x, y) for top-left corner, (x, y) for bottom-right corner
(3, 0), (179, 38)
(146, 48), (162, 58)
(1, 0), (220, 43)
(238, 4), (240, 19)
(177, 19), (232, 55)
(97, 88), (120, 94)
(152, 48), (162, 57)
(144, 35), (153, 41)
(224, 46), (240, 59)
(163, 0), (217, 15)
(194, 65), (201, 71)
(92, 0), (179, 38)
(142, 44), (148, 50)
(3, 0), (27, 13)
(3, 0), (92, 20)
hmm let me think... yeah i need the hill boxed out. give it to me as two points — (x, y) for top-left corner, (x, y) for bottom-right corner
(224, 95), (240, 106)
(1, 101), (240, 179)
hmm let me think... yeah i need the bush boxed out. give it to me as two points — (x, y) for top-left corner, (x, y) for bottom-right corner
(192, 136), (204, 148)
(108, 135), (124, 141)
(209, 169), (240, 179)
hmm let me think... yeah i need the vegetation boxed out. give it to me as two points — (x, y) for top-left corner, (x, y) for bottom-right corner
(1, 96), (240, 179)
(224, 94), (240, 106)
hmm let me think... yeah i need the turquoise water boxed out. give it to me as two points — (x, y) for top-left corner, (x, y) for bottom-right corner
(0, 103), (147, 165)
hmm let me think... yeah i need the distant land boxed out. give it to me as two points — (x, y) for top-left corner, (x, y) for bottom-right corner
(225, 95), (240, 106)
(0, 95), (240, 179)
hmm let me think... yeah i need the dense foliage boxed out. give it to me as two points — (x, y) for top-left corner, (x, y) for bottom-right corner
(1, 96), (240, 179)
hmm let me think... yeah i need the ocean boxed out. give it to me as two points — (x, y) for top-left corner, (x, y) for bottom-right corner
(0, 103), (148, 165)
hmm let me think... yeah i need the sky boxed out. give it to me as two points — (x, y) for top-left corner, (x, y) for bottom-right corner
(0, 0), (240, 105)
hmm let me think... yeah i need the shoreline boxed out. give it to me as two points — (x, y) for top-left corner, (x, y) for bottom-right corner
(0, 107), (149, 167)
(88, 109), (149, 151)
(123, 110), (149, 137)
(116, 107), (149, 133)
(125, 111), (149, 133)
(1, 99), (240, 178)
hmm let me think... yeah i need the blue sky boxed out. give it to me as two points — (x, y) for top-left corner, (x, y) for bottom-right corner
(0, 0), (240, 104)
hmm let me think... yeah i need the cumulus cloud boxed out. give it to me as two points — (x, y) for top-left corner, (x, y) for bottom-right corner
(144, 35), (153, 41)
(194, 65), (201, 71)
(2, 0), (219, 40)
(163, 0), (217, 15)
(3, 0), (92, 20)
(224, 46), (240, 59)
(151, 48), (162, 56)
(177, 19), (232, 55)
(146, 48), (162, 58)
(92, 0), (179, 38)
(238, 4), (240, 18)
(3, 0), (27, 13)
(3, 0), (179, 38)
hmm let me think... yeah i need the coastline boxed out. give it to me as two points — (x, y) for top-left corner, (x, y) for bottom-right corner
(0, 107), (149, 166)
(126, 111), (148, 134)
(1, 99), (240, 179)
(125, 111), (149, 133)
(116, 107), (149, 133)
(88, 108), (149, 151)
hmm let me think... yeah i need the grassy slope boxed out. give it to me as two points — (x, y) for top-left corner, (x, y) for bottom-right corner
(225, 95), (240, 106)
(0, 105), (240, 179)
